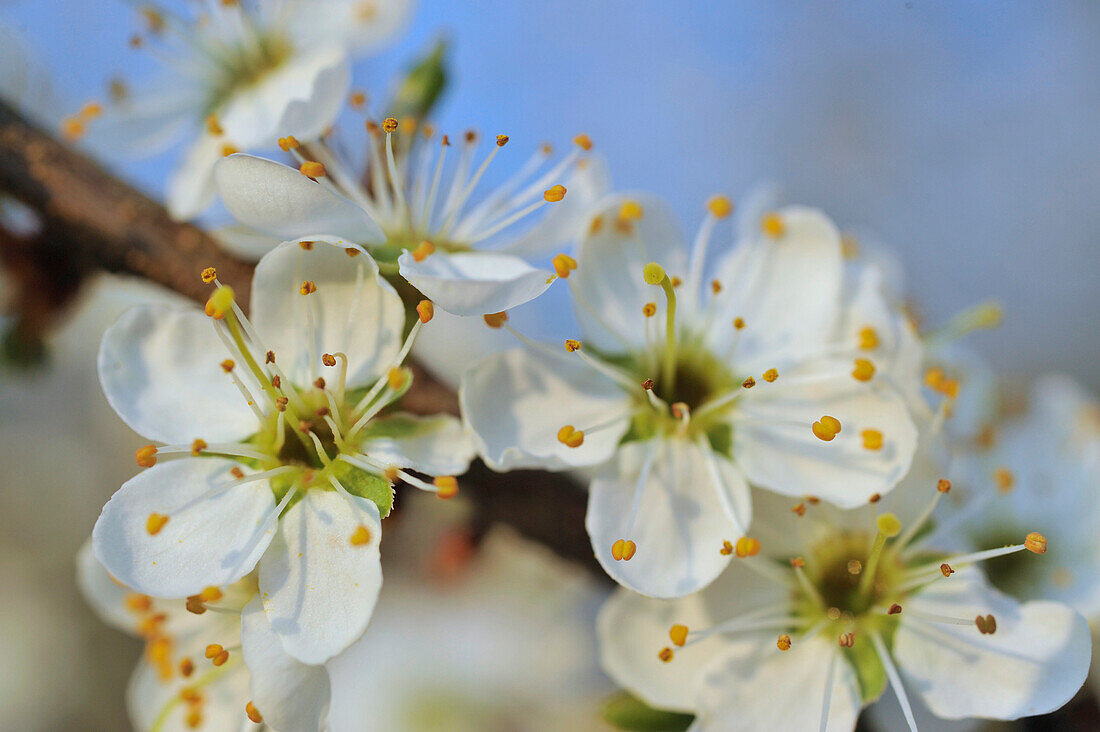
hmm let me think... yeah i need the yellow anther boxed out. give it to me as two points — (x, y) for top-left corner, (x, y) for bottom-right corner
(186, 710), (203, 728)
(543, 184), (567, 203)
(858, 326), (879, 350)
(434, 476), (459, 500)
(839, 632), (855, 648)
(642, 262), (666, 285)
(204, 645), (222, 660)
(278, 135), (301, 151)
(619, 200), (644, 220)
(322, 353), (337, 367)
(350, 525), (372, 546)
(760, 212), (785, 238)
(80, 102), (103, 119)
(720, 540), (734, 556)
(246, 702), (264, 724)
(135, 444), (158, 468)
(734, 537), (761, 558)
(125, 593), (153, 613)
(206, 285), (235, 319)
(556, 425), (584, 448)
(852, 358), (876, 382)
(212, 650), (229, 666)
(387, 367), (408, 391)
(220, 143), (238, 157)
(670, 275), (682, 287)
(940, 563), (955, 577)
(483, 311), (508, 328)
(200, 266), (217, 284)
(876, 513), (901, 537)
(993, 467), (1015, 492)
(790, 557), (806, 568)
(412, 240), (435, 262)
(266, 351), (276, 364)
(416, 300), (434, 324)
(777, 634), (792, 651)
(711, 279), (723, 294)
(573, 133), (593, 151)
(146, 513), (169, 535)
(299, 161), (326, 179)
(349, 90), (367, 108)
(888, 603), (903, 615)
(552, 253), (578, 278)
(821, 415), (841, 433)
(588, 215), (604, 235)
(61, 116), (86, 139)
(197, 587), (222, 603)
(1025, 532), (1047, 555)
(611, 538), (637, 561)
(869, 493), (882, 504)
(180, 658), (195, 677)
(762, 368), (779, 383)
(564, 339), (582, 352)
(299, 280), (317, 296)
(658, 647), (674, 663)
(669, 624), (689, 647)
(742, 376), (756, 389)
(937, 478), (952, 493)
(733, 317), (745, 330)
(812, 416), (841, 442)
(495, 134), (509, 147)
(220, 359), (235, 373)
(140, 7), (166, 32)
(382, 117), (398, 133)
(704, 195), (733, 219)
(643, 302), (657, 317)
(791, 502), (807, 517)
(862, 429), (884, 451)
(191, 438), (207, 456)
(440, 133), (451, 146)
(975, 614), (997, 635)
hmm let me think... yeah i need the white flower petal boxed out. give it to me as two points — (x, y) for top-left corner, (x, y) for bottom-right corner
(598, 590), (728, 713)
(288, 0), (414, 54)
(360, 414), (475, 475)
(93, 458), (278, 598)
(212, 223), (280, 261)
(250, 239), (405, 388)
(241, 597), (331, 732)
(87, 82), (204, 157)
(76, 538), (144, 635)
(707, 206), (843, 365)
(214, 154), (383, 244)
(734, 365), (918, 508)
(126, 651), (253, 732)
(571, 193), (689, 351)
(220, 46), (350, 147)
(459, 348), (631, 471)
(166, 132), (224, 220)
(587, 439), (748, 598)
(693, 635), (860, 732)
(896, 570), (1091, 721)
(98, 305), (258, 445)
(398, 250), (556, 316)
(258, 490), (383, 664)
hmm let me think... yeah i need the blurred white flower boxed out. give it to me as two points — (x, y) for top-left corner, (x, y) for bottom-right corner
(213, 123), (608, 314)
(461, 195), (920, 598)
(598, 480), (1090, 731)
(93, 240), (473, 665)
(65, 0), (412, 219)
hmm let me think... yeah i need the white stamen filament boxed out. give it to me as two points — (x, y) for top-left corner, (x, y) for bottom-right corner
(870, 631), (918, 732)
(819, 648), (839, 732)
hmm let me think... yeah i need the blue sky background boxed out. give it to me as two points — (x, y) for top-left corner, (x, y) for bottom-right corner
(5, 0), (1100, 389)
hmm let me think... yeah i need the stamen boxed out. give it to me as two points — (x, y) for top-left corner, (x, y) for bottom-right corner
(349, 525), (372, 546)
(483, 312), (508, 328)
(777, 634), (792, 651)
(136, 444), (158, 468)
(552, 253), (578, 278)
(669, 624), (689, 647)
(760, 212), (785, 238)
(299, 161), (326, 179)
(610, 539), (637, 561)
(433, 476), (459, 500)
(735, 537), (761, 558)
(870, 631), (918, 732)
(416, 300), (434, 323)
(146, 513), (169, 535)
(852, 358), (876, 382)
(862, 430), (884, 450)
(245, 702), (263, 724)
(895, 479), (951, 552)
(858, 513), (901, 596)
(556, 425), (584, 448)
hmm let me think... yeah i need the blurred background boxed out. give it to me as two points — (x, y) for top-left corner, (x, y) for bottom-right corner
(1, 0), (1098, 729)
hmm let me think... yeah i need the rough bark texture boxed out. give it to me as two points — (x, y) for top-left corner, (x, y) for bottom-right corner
(0, 101), (597, 576)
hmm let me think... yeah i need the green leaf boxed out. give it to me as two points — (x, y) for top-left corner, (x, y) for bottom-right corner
(388, 39), (448, 120)
(602, 693), (694, 732)
(331, 460), (394, 518)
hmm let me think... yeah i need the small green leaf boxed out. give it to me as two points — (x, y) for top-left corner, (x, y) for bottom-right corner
(388, 39), (448, 120)
(331, 460), (394, 517)
(602, 693), (694, 732)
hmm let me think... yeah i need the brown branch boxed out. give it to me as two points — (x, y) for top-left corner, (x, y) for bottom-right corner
(0, 100), (598, 576)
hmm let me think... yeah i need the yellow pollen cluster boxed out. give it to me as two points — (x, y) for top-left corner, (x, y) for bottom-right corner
(589, 215), (604, 235)
(434, 476), (459, 500)
(643, 302), (657, 317)
(733, 317), (745, 330)
(762, 368), (779, 383)
(658, 647), (674, 663)
(707, 195), (733, 219)
(62, 100), (104, 139)
(858, 326), (879, 350)
(416, 300), (434, 324)
(1025, 532), (1047, 554)
(861, 429), (884, 451)
(993, 466), (1015, 492)
(760, 212), (785, 238)
(146, 513), (169, 535)
(200, 267), (218, 284)
(669, 624), (689, 647)
(220, 144), (239, 157)
(852, 358), (876, 382)
(940, 563), (955, 577)
(720, 540), (734, 556)
(573, 133), (593, 151)
(299, 161), (326, 179)
(220, 359), (235, 373)
(734, 536), (761, 558)
(924, 367), (960, 399)
(564, 339), (582, 352)
(350, 525), (372, 546)
(937, 478), (952, 493)
(975, 614), (997, 635)
(553, 253), (578, 278)
(812, 415), (842, 442)
(383, 117), (399, 133)
(777, 634), (792, 651)
(557, 425), (584, 448)
(349, 90), (367, 108)
(412, 240), (435, 262)
(611, 538), (637, 561)
(483, 311), (508, 328)
(544, 185), (567, 203)
(839, 632), (855, 648)
(711, 279), (723, 294)
(888, 603), (903, 615)
(496, 134), (509, 147)
(278, 136), (301, 151)
(299, 280), (317, 296)
(246, 702), (264, 724)
(791, 502), (807, 517)
(135, 444), (158, 468)
(191, 438), (208, 456)
(619, 200), (644, 221)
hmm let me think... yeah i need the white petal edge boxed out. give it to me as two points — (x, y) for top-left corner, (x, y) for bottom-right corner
(360, 414), (475, 476)
(398, 250), (557, 316)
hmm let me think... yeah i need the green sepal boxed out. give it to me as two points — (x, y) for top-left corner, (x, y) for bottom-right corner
(388, 39), (448, 120)
(602, 692), (694, 732)
(331, 459), (394, 518)
(356, 413), (446, 441)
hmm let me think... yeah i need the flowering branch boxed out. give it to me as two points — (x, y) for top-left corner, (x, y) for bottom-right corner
(0, 100), (598, 575)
